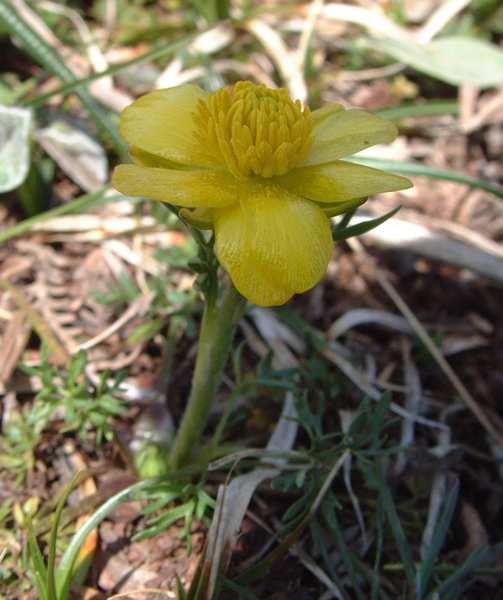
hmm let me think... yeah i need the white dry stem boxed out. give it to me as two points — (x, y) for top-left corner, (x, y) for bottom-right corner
(416, 0), (473, 44)
(38, 0), (132, 111)
(71, 291), (156, 352)
(323, 0), (471, 46)
(243, 18), (308, 104)
(326, 308), (415, 341)
(201, 306), (303, 599)
(394, 339), (423, 476)
(203, 392), (299, 600)
(421, 472), (448, 561)
(351, 212), (503, 284)
(347, 237), (503, 450)
(296, 0), (326, 73)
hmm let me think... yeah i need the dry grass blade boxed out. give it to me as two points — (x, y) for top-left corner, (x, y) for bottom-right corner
(348, 237), (503, 450)
(326, 307), (415, 340)
(0, 278), (69, 368)
(353, 212), (503, 282)
(0, 311), (31, 383)
(394, 340), (424, 476)
(242, 17), (307, 103)
(198, 307), (304, 598)
(71, 290), (156, 352)
(200, 394), (298, 600)
(416, 0), (472, 44)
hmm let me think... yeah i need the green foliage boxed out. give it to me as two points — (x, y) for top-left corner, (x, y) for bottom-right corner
(0, 2), (125, 154)
(0, 345), (127, 487)
(331, 206), (402, 243)
(261, 388), (503, 599)
(2, 1), (503, 598)
(190, 0), (230, 23)
(187, 229), (220, 303)
(271, 393), (395, 535)
(20, 345), (127, 445)
(27, 471), (80, 600)
(132, 479), (215, 554)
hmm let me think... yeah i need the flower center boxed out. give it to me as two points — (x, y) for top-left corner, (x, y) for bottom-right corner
(191, 81), (314, 182)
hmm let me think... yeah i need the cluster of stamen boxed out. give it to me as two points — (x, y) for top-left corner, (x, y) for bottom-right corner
(191, 81), (314, 182)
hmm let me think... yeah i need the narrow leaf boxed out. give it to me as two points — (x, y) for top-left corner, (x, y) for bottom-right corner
(0, 2), (125, 154)
(27, 518), (48, 600)
(347, 156), (503, 200)
(416, 477), (459, 599)
(376, 459), (416, 584)
(332, 206), (401, 242)
(46, 471), (81, 600)
(369, 34), (503, 88)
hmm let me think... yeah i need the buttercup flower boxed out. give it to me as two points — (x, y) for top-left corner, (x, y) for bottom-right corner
(113, 82), (412, 306)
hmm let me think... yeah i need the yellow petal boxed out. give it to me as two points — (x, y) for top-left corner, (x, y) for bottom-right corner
(302, 109), (398, 166)
(113, 164), (244, 207)
(275, 161), (413, 203)
(311, 102), (345, 125)
(214, 183), (333, 306)
(119, 85), (218, 167)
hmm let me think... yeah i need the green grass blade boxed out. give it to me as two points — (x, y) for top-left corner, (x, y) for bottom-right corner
(46, 471), (81, 600)
(321, 503), (368, 600)
(431, 541), (503, 598)
(219, 575), (261, 600)
(375, 459), (416, 585)
(0, 2), (126, 154)
(175, 574), (188, 600)
(347, 156), (503, 200)
(416, 477), (459, 600)
(372, 492), (386, 600)
(20, 25), (216, 110)
(373, 100), (459, 120)
(310, 517), (352, 600)
(55, 468), (200, 599)
(27, 518), (49, 600)
(0, 186), (116, 244)
(332, 206), (401, 242)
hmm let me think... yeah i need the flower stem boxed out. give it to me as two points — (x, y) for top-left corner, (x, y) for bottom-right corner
(167, 277), (247, 471)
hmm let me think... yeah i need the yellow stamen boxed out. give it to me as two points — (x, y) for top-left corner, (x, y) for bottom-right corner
(192, 81), (314, 182)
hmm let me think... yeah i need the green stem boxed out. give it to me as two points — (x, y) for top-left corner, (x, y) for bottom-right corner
(168, 277), (247, 471)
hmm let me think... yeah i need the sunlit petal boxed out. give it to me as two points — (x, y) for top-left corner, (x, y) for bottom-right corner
(311, 102), (345, 125)
(301, 109), (398, 165)
(214, 202), (296, 305)
(113, 164), (243, 207)
(120, 85), (219, 167)
(214, 183), (333, 306)
(275, 161), (413, 203)
(114, 81), (413, 306)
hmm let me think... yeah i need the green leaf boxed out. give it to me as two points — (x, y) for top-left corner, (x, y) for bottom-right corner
(432, 540), (503, 598)
(375, 459), (416, 585)
(0, 105), (32, 193)
(369, 34), (503, 88)
(47, 471), (81, 600)
(219, 575), (262, 600)
(27, 518), (48, 600)
(55, 470), (201, 599)
(347, 156), (503, 200)
(373, 99), (459, 120)
(332, 206), (402, 242)
(416, 477), (459, 600)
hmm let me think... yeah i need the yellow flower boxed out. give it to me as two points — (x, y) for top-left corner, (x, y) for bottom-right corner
(113, 82), (412, 306)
